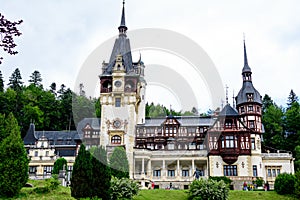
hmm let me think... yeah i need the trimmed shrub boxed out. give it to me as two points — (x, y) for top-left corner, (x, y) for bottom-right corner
(52, 158), (67, 174)
(188, 178), (229, 200)
(110, 177), (140, 200)
(274, 173), (296, 195)
(209, 176), (232, 186)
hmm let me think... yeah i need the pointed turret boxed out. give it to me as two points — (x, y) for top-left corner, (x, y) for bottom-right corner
(236, 38), (262, 106)
(236, 37), (263, 133)
(101, 0), (133, 75)
(118, 0), (127, 35)
(242, 38), (251, 74)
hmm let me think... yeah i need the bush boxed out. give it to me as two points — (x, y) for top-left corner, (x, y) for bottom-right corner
(209, 176), (232, 186)
(45, 174), (60, 190)
(295, 171), (300, 198)
(188, 178), (229, 200)
(32, 175), (60, 194)
(110, 177), (140, 200)
(254, 177), (264, 187)
(52, 158), (67, 174)
(274, 173), (296, 195)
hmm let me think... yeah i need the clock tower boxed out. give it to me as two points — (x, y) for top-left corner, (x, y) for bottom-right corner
(99, 1), (146, 177)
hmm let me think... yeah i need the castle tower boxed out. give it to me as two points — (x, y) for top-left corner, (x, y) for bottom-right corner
(99, 1), (146, 178)
(236, 39), (262, 134)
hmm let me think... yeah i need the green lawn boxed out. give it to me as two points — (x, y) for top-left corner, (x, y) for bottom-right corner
(0, 180), (297, 200)
(134, 189), (297, 200)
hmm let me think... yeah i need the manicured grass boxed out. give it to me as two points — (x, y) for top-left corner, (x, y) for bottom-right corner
(133, 189), (297, 200)
(228, 190), (297, 200)
(133, 189), (188, 200)
(0, 180), (297, 200)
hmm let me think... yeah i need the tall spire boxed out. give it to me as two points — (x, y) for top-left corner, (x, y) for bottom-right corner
(242, 34), (251, 73)
(118, 0), (128, 35)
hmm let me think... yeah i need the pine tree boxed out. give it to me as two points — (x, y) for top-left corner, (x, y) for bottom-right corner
(0, 113), (29, 197)
(28, 70), (43, 88)
(0, 70), (4, 92)
(287, 89), (299, 108)
(91, 146), (111, 200)
(71, 144), (93, 199)
(110, 146), (129, 179)
(52, 158), (67, 175)
(7, 68), (23, 91)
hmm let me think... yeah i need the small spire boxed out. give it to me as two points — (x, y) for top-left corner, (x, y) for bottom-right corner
(225, 84), (229, 104)
(242, 34), (251, 73)
(232, 90), (235, 108)
(118, 0), (128, 35)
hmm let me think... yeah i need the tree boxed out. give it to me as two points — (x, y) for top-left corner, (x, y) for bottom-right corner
(71, 144), (93, 199)
(287, 89), (299, 109)
(274, 173), (296, 195)
(49, 82), (56, 95)
(28, 70), (43, 88)
(91, 146), (111, 200)
(0, 13), (23, 64)
(262, 94), (273, 114)
(0, 113), (29, 197)
(52, 158), (67, 175)
(110, 146), (129, 179)
(7, 68), (23, 91)
(0, 70), (4, 92)
(294, 145), (300, 172)
(262, 104), (285, 148)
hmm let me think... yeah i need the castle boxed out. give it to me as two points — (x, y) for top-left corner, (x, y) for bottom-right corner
(23, 2), (294, 190)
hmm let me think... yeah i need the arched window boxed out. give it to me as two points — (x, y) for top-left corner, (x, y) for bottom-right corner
(111, 135), (121, 144)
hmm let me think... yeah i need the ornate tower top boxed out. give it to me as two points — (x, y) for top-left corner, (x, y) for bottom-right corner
(118, 0), (127, 35)
(236, 38), (262, 106)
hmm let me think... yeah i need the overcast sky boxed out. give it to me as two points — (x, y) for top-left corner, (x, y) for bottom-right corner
(1, 0), (300, 112)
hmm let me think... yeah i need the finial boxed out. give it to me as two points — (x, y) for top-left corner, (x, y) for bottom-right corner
(225, 84), (229, 104)
(118, 0), (127, 34)
(232, 90), (235, 108)
(243, 33), (249, 67)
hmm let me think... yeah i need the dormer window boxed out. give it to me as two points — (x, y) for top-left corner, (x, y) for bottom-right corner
(247, 93), (253, 102)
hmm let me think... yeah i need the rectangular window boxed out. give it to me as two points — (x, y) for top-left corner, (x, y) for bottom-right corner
(46, 151), (49, 156)
(267, 169), (271, 177)
(168, 170), (175, 177)
(277, 169), (280, 176)
(34, 151), (38, 157)
(115, 98), (121, 107)
(257, 106), (260, 113)
(241, 106), (245, 113)
(248, 105), (253, 111)
(29, 166), (37, 174)
(43, 166), (53, 176)
(251, 138), (255, 150)
(225, 136), (235, 148)
(223, 165), (237, 176)
(182, 170), (189, 177)
(272, 169), (276, 177)
(153, 170), (161, 177)
(253, 165), (258, 177)
(249, 121), (255, 129)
